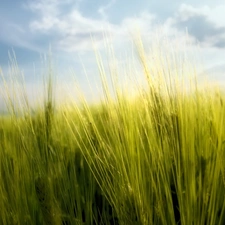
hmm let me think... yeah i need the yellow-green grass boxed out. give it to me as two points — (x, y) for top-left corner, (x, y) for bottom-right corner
(0, 37), (225, 225)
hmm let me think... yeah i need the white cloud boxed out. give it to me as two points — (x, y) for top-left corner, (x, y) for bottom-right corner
(177, 4), (210, 21)
(0, 19), (44, 53)
(120, 11), (156, 34)
(25, 0), (76, 16)
(176, 3), (225, 29)
(98, 0), (116, 20)
(3, 1), (225, 56)
(30, 16), (60, 32)
(166, 4), (225, 50)
(18, 1), (200, 54)
(27, 0), (120, 52)
(207, 5), (225, 28)
(28, 2), (159, 53)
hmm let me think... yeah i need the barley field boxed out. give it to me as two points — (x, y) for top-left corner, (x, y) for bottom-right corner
(0, 38), (225, 225)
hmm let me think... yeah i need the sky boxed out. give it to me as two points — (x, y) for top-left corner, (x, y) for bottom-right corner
(0, 0), (225, 111)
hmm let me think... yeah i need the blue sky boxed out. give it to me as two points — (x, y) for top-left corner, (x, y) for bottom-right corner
(1, 0), (225, 110)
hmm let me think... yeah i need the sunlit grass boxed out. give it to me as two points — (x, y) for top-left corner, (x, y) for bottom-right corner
(0, 36), (225, 225)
